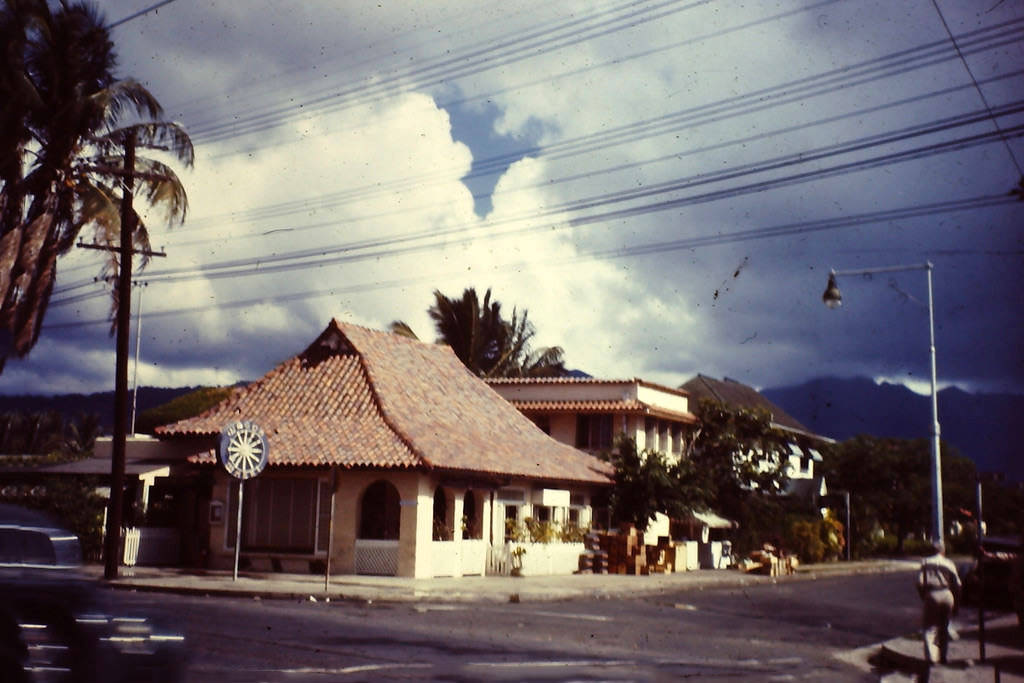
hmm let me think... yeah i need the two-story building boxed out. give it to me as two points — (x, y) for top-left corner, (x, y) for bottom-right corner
(679, 375), (832, 499)
(485, 377), (699, 461)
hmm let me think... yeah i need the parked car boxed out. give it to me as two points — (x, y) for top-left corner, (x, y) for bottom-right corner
(961, 535), (1024, 628)
(0, 503), (186, 682)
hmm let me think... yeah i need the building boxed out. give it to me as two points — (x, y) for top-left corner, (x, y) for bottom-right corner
(150, 320), (611, 578)
(679, 375), (832, 498)
(487, 377), (709, 546)
(485, 377), (699, 461)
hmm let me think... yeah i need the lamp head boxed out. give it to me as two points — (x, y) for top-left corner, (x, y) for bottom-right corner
(822, 272), (842, 309)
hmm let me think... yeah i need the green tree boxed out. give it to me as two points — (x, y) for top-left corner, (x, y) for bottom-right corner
(392, 287), (568, 378)
(65, 411), (100, 455)
(685, 399), (793, 553)
(0, 0), (192, 367)
(822, 435), (976, 556)
(605, 436), (702, 529)
(136, 386), (235, 434)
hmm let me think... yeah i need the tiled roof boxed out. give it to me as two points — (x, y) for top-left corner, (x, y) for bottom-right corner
(157, 350), (419, 469)
(679, 375), (816, 436)
(159, 321), (611, 484)
(489, 376), (691, 398)
(509, 399), (698, 423)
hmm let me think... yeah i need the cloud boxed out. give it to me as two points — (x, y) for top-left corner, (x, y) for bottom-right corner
(4, 0), (1022, 398)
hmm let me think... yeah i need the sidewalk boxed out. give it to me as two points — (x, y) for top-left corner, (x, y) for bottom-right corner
(84, 558), (917, 604)
(878, 612), (1024, 682)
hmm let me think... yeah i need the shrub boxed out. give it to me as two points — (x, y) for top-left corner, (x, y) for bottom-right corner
(523, 517), (557, 544)
(785, 518), (825, 564)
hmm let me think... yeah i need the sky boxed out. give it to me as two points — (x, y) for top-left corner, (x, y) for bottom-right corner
(2, 0), (1022, 398)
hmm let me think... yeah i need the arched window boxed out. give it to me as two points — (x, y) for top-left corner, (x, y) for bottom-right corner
(432, 487), (451, 541)
(358, 480), (400, 540)
(463, 491), (481, 539)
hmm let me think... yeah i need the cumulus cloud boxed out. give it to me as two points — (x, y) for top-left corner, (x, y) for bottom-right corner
(4, 0), (1022, 397)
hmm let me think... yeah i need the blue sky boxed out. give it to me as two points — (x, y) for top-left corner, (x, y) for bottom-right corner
(2, 0), (1021, 397)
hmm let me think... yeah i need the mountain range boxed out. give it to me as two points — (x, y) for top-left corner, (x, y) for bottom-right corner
(0, 376), (1019, 481)
(762, 377), (1022, 481)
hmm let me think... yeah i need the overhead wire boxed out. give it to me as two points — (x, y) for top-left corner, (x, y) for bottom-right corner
(186, 0), (715, 144)
(929, 0), (1023, 175)
(155, 20), (1024, 243)
(107, 0), (178, 29)
(43, 192), (1018, 330)
(49, 115), (1024, 304)
(48, 1), (1022, 330)
(187, 9), (1024, 153)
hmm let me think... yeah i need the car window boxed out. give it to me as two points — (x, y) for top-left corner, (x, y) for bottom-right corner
(0, 527), (60, 566)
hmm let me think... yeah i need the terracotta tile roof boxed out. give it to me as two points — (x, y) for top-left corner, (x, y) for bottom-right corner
(679, 374), (819, 437)
(339, 323), (611, 484)
(488, 376), (691, 398)
(159, 321), (611, 485)
(509, 399), (698, 423)
(158, 350), (419, 468)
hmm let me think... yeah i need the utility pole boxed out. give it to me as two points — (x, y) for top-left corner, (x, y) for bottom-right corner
(103, 130), (135, 580)
(78, 132), (166, 580)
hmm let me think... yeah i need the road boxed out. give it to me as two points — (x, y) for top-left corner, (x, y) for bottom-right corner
(106, 570), (922, 681)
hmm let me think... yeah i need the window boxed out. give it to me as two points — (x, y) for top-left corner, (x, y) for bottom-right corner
(433, 487), (451, 541)
(359, 480), (401, 540)
(671, 424), (682, 455)
(225, 477), (326, 554)
(504, 504), (519, 542)
(463, 491), (481, 539)
(576, 414), (613, 450)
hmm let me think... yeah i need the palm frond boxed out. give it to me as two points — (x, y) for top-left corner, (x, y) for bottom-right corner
(91, 79), (163, 129)
(389, 320), (419, 339)
(94, 121), (194, 168)
(130, 156), (188, 225)
(76, 178), (120, 238)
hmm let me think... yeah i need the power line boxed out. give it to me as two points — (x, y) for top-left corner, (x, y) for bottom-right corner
(186, 0), (713, 143)
(929, 0), (1023, 176)
(172, 17), (1023, 230)
(108, 0), (179, 29)
(50, 115), (1024, 305)
(186, 11), (1023, 150)
(42, 193), (1017, 330)
(147, 32), (1024, 245)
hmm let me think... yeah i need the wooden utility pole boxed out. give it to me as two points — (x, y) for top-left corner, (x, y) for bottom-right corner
(79, 133), (166, 580)
(103, 130), (135, 580)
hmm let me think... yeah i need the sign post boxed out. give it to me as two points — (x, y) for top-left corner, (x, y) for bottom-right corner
(218, 421), (269, 581)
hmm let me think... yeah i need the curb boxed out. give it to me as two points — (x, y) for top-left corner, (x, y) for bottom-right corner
(95, 560), (917, 605)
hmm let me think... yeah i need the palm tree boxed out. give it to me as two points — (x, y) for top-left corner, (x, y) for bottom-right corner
(393, 287), (568, 378)
(427, 287), (506, 376)
(0, 0), (192, 368)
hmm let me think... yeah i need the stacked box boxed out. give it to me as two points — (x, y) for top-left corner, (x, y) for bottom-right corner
(577, 531), (608, 574)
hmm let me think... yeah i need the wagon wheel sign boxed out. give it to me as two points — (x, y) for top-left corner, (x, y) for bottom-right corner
(219, 421), (269, 480)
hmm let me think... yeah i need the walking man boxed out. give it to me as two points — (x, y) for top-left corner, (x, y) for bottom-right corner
(916, 541), (961, 666)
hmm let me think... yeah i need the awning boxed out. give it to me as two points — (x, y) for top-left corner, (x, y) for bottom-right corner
(692, 510), (738, 529)
(788, 443), (823, 462)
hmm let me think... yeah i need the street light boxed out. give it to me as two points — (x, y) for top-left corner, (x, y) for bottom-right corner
(821, 262), (944, 546)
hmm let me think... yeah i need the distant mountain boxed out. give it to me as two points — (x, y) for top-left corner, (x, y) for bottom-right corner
(0, 387), (201, 433)
(762, 377), (1023, 481)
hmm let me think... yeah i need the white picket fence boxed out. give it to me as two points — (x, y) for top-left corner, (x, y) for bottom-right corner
(121, 527), (180, 567)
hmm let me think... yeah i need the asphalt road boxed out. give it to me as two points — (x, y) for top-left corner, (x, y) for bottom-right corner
(106, 570), (922, 682)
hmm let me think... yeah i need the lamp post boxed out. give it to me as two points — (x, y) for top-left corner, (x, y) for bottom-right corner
(822, 262), (944, 546)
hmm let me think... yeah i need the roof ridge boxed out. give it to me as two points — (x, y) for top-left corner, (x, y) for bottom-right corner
(333, 324), (429, 468)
